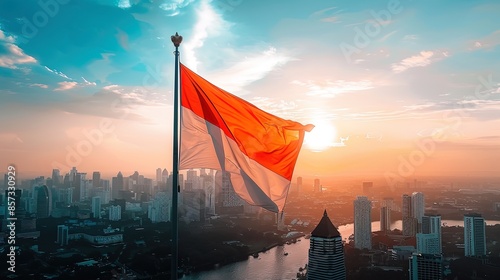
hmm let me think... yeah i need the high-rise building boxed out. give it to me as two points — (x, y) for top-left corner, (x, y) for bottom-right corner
(69, 167), (77, 183)
(416, 233), (441, 254)
(36, 185), (50, 218)
(409, 253), (443, 280)
(156, 168), (162, 184)
(380, 206), (391, 233)
(51, 169), (61, 187)
(411, 192), (425, 226)
(464, 213), (486, 257)
(162, 168), (168, 183)
(57, 225), (69, 246)
(109, 205), (122, 221)
(354, 196), (372, 249)
(72, 172), (88, 202)
(402, 194), (417, 236)
(149, 192), (170, 223)
(182, 189), (206, 223)
(95, 180), (111, 204)
(92, 196), (101, 219)
(215, 171), (244, 214)
(380, 198), (393, 233)
(297, 176), (303, 195)
(92, 172), (101, 189)
(418, 214), (442, 254)
(58, 188), (73, 205)
(81, 178), (92, 202)
(307, 210), (346, 280)
(314, 178), (320, 192)
(112, 172), (124, 200)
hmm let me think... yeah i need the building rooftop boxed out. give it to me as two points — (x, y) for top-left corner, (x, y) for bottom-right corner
(311, 210), (341, 238)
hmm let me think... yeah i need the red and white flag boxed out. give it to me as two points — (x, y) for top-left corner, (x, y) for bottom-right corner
(179, 64), (313, 212)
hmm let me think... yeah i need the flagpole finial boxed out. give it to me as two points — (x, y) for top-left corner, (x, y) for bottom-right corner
(171, 32), (183, 47)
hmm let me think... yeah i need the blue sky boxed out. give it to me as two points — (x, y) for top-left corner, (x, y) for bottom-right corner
(1, 0), (499, 180)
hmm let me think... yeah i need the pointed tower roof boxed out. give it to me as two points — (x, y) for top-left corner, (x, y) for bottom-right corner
(311, 210), (341, 238)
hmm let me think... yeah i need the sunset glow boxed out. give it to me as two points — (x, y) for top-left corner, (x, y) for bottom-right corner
(0, 0), (499, 181)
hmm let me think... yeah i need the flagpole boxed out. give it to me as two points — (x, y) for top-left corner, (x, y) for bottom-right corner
(171, 32), (182, 280)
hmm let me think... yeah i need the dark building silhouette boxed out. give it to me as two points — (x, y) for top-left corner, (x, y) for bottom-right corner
(36, 185), (50, 218)
(112, 172), (124, 200)
(92, 171), (101, 188)
(308, 210), (346, 280)
(214, 171), (244, 214)
(51, 169), (61, 187)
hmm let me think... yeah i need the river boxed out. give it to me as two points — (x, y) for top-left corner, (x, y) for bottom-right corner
(181, 220), (500, 280)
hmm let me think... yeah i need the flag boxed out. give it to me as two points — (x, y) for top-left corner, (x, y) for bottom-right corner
(179, 64), (313, 212)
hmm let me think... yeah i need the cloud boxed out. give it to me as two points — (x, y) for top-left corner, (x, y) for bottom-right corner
(0, 29), (15, 43)
(44, 66), (72, 80)
(55, 81), (78, 91)
(82, 77), (97, 86)
(311, 6), (342, 23)
(53, 86), (161, 122)
(292, 79), (374, 98)
(207, 47), (292, 93)
(183, 0), (231, 72)
(469, 30), (500, 51)
(30, 83), (49, 89)
(118, 0), (131, 9)
(391, 50), (449, 73)
(0, 30), (37, 69)
(403, 34), (418, 41)
(159, 0), (196, 16)
(321, 17), (341, 23)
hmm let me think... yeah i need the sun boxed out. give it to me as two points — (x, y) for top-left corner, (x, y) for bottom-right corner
(304, 119), (336, 152)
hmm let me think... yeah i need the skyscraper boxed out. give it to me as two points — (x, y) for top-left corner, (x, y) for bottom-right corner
(92, 171), (101, 189)
(182, 189), (206, 223)
(162, 168), (169, 183)
(149, 192), (170, 223)
(51, 169), (61, 187)
(57, 225), (69, 246)
(411, 192), (425, 226)
(307, 210), (346, 280)
(112, 172), (124, 200)
(36, 185), (50, 218)
(409, 253), (443, 280)
(314, 178), (320, 192)
(380, 198), (393, 233)
(354, 196), (372, 249)
(72, 172), (83, 202)
(92, 196), (101, 219)
(402, 194), (418, 236)
(380, 206), (391, 233)
(156, 168), (162, 184)
(215, 171), (244, 214)
(416, 233), (441, 255)
(109, 205), (122, 221)
(464, 213), (486, 257)
(418, 214), (442, 254)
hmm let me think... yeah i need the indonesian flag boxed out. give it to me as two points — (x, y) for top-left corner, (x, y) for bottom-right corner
(180, 64), (313, 212)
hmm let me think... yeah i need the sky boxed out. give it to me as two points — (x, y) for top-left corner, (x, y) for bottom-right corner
(0, 0), (499, 183)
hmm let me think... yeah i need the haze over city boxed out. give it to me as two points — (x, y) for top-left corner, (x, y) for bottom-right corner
(1, 2), (500, 279)
(1, 0), (499, 181)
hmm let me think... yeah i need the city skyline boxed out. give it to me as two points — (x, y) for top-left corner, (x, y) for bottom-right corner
(2, 161), (500, 279)
(1, 0), (500, 180)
